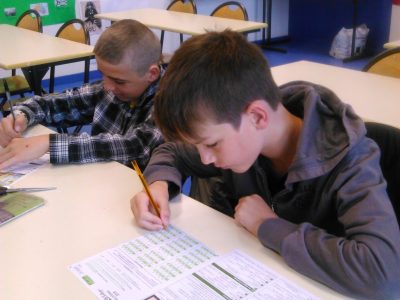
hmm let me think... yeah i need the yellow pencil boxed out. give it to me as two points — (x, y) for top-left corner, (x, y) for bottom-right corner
(132, 161), (165, 228)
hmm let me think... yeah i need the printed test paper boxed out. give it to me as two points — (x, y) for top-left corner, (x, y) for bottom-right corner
(70, 226), (217, 299)
(70, 226), (319, 300)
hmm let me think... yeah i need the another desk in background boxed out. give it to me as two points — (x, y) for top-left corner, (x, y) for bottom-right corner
(95, 8), (267, 36)
(384, 40), (400, 49)
(1, 125), (344, 299)
(271, 60), (400, 128)
(0, 24), (94, 95)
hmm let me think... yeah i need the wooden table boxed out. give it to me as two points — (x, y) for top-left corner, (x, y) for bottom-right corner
(383, 40), (400, 49)
(0, 125), (345, 299)
(0, 24), (94, 95)
(271, 60), (400, 128)
(95, 8), (267, 35)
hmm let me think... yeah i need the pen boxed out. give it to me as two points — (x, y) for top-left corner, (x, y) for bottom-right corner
(3, 79), (16, 130)
(132, 161), (165, 228)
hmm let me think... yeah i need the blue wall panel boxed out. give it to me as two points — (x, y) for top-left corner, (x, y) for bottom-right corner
(289, 0), (392, 54)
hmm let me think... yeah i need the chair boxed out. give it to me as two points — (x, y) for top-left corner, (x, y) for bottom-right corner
(49, 19), (90, 134)
(0, 9), (43, 115)
(160, 0), (197, 52)
(365, 122), (400, 225)
(362, 47), (400, 78)
(210, 1), (248, 21)
(49, 19), (91, 93)
(15, 9), (43, 32)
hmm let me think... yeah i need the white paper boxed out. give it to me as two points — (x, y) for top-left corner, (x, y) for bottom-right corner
(0, 154), (49, 186)
(152, 250), (318, 300)
(70, 226), (319, 300)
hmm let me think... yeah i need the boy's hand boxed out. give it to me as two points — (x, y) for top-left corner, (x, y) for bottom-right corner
(234, 194), (278, 236)
(131, 180), (170, 230)
(0, 113), (28, 147)
(0, 135), (50, 170)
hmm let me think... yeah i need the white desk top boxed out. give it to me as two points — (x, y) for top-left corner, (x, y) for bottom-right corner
(383, 40), (400, 49)
(271, 60), (400, 128)
(0, 127), (343, 299)
(0, 24), (94, 70)
(95, 8), (267, 35)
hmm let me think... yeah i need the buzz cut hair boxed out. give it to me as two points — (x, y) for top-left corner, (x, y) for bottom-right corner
(94, 19), (161, 76)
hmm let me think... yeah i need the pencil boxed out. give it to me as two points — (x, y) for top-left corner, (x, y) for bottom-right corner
(132, 161), (164, 227)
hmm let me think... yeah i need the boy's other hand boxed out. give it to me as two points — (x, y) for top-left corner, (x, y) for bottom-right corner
(234, 194), (278, 236)
(131, 180), (170, 230)
(0, 113), (28, 147)
(0, 135), (50, 170)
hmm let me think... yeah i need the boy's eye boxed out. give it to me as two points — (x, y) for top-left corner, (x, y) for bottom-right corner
(114, 80), (126, 85)
(206, 142), (218, 148)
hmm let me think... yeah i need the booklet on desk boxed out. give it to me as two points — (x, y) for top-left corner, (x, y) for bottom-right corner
(0, 193), (44, 226)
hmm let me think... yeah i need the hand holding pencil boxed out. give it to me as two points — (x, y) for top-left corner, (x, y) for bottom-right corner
(0, 111), (27, 148)
(131, 161), (169, 230)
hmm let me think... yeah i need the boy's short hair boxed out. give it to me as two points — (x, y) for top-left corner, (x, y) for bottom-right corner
(94, 19), (161, 76)
(154, 30), (281, 142)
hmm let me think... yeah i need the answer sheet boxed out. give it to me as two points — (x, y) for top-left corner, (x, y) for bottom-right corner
(70, 226), (319, 300)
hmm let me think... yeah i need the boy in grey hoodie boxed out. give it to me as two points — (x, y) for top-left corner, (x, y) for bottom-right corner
(131, 30), (400, 299)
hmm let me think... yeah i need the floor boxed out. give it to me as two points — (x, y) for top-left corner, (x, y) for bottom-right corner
(260, 38), (371, 70)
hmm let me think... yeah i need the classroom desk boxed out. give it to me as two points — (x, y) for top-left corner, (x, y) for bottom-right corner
(0, 24), (94, 95)
(271, 60), (400, 128)
(383, 40), (400, 49)
(0, 127), (344, 299)
(95, 8), (267, 35)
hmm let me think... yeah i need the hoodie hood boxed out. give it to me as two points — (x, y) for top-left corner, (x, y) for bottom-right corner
(279, 81), (366, 184)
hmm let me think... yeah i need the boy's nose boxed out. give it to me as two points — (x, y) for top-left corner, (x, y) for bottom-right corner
(198, 147), (215, 165)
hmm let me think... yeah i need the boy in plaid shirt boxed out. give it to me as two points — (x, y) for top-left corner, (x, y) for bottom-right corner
(0, 19), (164, 170)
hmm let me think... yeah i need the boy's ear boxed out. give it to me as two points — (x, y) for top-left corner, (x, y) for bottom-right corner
(245, 100), (269, 129)
(146, 64), (160, 82)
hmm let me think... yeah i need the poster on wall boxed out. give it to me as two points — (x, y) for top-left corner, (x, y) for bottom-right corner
(0, 0), (75, 26)
(78, 0), (102, 34)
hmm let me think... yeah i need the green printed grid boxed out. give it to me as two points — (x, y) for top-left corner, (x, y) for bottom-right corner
(118, 226), (217, 283)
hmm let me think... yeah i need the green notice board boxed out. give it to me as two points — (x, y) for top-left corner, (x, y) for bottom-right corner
(0, 0), (76, 26)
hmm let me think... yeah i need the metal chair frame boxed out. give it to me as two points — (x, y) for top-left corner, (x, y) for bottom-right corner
(15, 9), (43, 33)
(210, 1), (248, 21)
(49, 19), (91, 134)
(0, 9), (43, 112)
(49, 19), (91, 94)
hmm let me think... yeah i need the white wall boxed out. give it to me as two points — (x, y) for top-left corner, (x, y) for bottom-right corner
(389, 4), (400, 41)
(1, 0), (289, 79)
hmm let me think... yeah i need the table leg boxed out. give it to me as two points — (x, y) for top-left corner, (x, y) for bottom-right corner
(259, 0), (287, 53)
(22, 66), (49, 96)
(343, 0), (366, 62)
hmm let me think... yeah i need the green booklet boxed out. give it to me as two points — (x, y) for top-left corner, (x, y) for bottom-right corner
(0, 193), (44, 226)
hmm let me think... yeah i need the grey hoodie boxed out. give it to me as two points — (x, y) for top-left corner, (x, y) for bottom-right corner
(144, 81), (400, 299)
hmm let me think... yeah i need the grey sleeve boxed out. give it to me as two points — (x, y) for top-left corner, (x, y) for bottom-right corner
(257, 140), (400, 299)
(144, 142), (221, 198)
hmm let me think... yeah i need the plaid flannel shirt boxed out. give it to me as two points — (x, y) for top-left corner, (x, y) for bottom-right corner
(15, 66), (165, 169)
